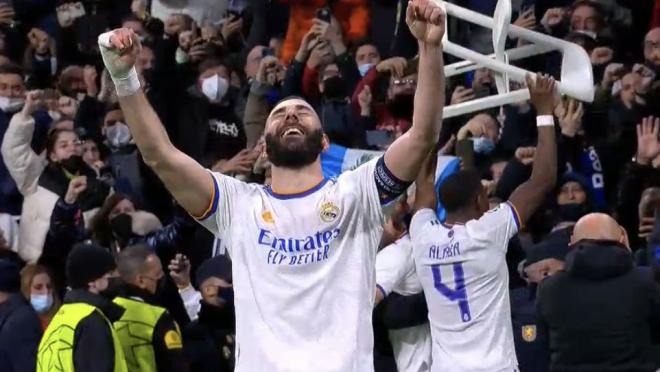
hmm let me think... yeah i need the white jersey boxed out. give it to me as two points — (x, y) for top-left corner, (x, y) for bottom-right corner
(410, 203), (521, 372)
(376, 235), (432, 372)
(198, 159), (385, 372)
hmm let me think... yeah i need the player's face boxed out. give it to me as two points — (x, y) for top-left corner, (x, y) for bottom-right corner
(264, 99), (326, 169)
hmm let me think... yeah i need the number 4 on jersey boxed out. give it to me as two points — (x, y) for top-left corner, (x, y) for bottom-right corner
(432, 263), (472, 322)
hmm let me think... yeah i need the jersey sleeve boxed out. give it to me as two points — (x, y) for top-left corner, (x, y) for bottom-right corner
(376, 241), (412, 297)
(194, 171), (252, 237)
(337, 157), (385, 224)
(465, 202), (520, 253)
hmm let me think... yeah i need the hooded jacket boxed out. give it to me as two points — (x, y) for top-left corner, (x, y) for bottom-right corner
(537, 241), (660, 372)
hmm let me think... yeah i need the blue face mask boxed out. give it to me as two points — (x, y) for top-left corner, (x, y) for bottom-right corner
(472, 136), (495, 155)
(358, 63), (373, 77)
(31, 293), (53, 313)
(218, 287), (234, 305)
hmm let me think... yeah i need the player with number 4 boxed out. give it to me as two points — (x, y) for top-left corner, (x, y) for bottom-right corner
(410, 74), (559, 372)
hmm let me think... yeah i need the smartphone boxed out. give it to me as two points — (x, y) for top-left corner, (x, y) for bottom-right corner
(455, 139), (475, 169)
(473, 85), (491, 99)
(316, 7), (332, 23)
(262, 47), (274, 58)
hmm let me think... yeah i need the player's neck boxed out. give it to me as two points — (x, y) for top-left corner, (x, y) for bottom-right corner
(270, 161), (325, 195)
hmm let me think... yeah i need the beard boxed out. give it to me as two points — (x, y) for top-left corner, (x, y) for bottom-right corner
(265, 128), (324, 169)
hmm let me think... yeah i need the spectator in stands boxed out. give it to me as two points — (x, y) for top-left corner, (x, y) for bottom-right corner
(537, 213), (660, 372)
(20, 264), (60, 330)
(2, 91), (109, 264)
(183, 254), (235, 372)
(0, 259), (42, 372)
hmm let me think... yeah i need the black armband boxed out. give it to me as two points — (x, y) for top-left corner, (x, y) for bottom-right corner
(374, 157), (412, 205)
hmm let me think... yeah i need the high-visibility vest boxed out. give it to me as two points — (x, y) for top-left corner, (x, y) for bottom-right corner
(112, 296), (175, 372)
(37, 302), (128, 372)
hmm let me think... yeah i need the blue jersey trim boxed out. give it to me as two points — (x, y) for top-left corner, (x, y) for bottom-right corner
(195, 173), (220, 221)
(376, 284), (387, 299)
(505, 202), (522, 230)
(265, 178), (329, 200)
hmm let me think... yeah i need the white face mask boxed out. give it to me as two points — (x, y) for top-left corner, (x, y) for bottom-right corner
(48, 110), (62, 121)
(0, 96), (25, 113)
(201, 74), (229, 103)
(358, 63), (373, 77)
(106, 121), (132, 148)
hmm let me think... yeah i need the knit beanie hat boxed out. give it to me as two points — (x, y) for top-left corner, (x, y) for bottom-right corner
(196, 254), (233, 288)
(66, 243), (117, 289)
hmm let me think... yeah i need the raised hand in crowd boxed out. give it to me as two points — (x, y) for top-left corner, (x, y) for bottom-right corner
(294, 28), (322, 63)
(515, 147), (536, 166)
(0, 2), (15, 26)
(164, 14), (187, 36)
(636, 116), (660, 166)
(64, 176), (87, 205)
(169, 253), (192, 289)
(513, 8), (536, 30)
(632, 63), (656, 95)
(317, 16), (346, 55)
(450, 85), (476, 105)
(20, 90), (46, 117)
(307, 39), (334, 69)
(357, 85), (372, 117)
(590, 47), (614, 66)
(57, 96), (78, 117)
(131, 0), (148, 19)
(556, 98), (584, 137)
(221, 15), (244, 41)
(256, 56), (283, 86)
(541, 7), (566, 32)
(376, 57), (408, 77)
(601, 63), (625, 90)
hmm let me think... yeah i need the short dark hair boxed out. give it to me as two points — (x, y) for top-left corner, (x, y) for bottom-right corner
(353, 38), (379, 54)
(0, 62), (24, 78)
(570, 1), (606, 25)
(117, 244), (154, 282)
(439, 169), (483, 213)
(198, 57), (232, 76)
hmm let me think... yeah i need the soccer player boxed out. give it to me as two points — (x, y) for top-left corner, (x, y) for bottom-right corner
(97, 0), (445, 370)
(410, 75), (558, 372)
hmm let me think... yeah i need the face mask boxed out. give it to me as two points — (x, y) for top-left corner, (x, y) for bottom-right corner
(76, 92), (86, 102)
(322, 76), (348, 100)
(472, 136), (495, 155)
(106, 122), (132, 148)
(358, 63), (373, 77)
(99, 277), (122, 300)
(0, 97), (25, 113)
(201, 74), (229, 103)
(30, 293), (53, 313)
(59, 155), (86, 173)
(573, 29), (597, 40)
(110, 213), (135, 247)
(175, 48), (189, 64)
(557, 203), (589, 222)
(48, 110), (62, 121)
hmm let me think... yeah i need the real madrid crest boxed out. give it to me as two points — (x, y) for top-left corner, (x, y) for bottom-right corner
(262, 210), (274, 224)
(319, 201), (340, 223)
(522, 325), (537, 342)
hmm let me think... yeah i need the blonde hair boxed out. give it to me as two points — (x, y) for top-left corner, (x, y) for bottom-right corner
(20, 264), (61, 319)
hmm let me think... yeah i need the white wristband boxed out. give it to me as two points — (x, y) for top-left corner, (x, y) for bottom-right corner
(113, 67), (141, 97)
(536, 115), (555, 127)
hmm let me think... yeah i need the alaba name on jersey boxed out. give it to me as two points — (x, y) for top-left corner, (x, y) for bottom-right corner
(409, 203), (521, 372)
(197, 158), (386, 372)
(376, 234), (432, 372)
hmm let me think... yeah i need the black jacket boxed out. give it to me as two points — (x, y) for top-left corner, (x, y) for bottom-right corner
(0, 294), (42, 372)
(116, 286), (189, 372)
(537, 242), (660, 372)
(64, 289), (125, 372)
(183, 301), (236, 372)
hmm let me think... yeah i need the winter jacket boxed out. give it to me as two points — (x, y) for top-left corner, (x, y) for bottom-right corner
(0, 113), (105, 263)
(0, 294), (42, 372)
(537, 242), (660, 372)
(279, 0), (370, 63)
(183, 301), (236, 372)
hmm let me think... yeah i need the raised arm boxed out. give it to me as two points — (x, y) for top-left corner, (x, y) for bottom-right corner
(508, 75), (559, 224)
(98, 29), (213, 217)
(384, 0), (445, 181)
